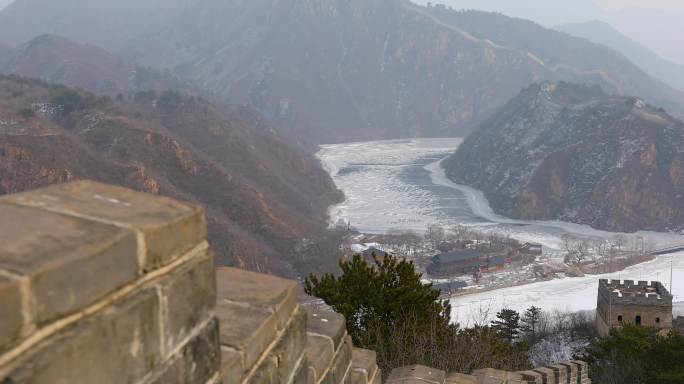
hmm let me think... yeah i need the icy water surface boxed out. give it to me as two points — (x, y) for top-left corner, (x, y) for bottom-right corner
(317, 138), (684, 323)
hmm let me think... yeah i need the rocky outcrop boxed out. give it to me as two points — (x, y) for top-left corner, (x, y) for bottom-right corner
(445, 82), (684, 233)
(0, 75), (341, 276)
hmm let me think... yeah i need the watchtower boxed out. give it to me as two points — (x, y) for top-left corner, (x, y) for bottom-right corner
(596, 279), (673, 336)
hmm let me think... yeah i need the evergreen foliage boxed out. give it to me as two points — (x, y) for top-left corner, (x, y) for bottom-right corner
(520, 306), (543, 341)
(491, 308), (521, 342)
(582, 325), (684, 384)
(304, 253), (451, 339)
(304, 254), (531, 376)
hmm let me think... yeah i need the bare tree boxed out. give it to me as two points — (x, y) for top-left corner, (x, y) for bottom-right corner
(612, 234), (627, 252)
(425, 224), (445, 249)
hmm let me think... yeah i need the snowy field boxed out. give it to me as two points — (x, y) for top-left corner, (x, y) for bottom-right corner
(317, 138), (684, 323)
(450, 253), (683, 326)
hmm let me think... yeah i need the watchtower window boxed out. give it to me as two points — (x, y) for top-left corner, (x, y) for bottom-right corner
(656, 317), (661, 324)
(636, 315), (642, 326)
(617, 315), (623, 322)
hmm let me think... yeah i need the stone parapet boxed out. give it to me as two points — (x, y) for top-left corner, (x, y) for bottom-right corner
(216, 267), (307, 384)
(387, 361), (591, 384)
(351, 348), (380, 384)
(0, 181), (219, 384)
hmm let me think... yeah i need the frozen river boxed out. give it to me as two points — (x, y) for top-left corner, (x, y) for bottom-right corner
(317, 138), (684, 323)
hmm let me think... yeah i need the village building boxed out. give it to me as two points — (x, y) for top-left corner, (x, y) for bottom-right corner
(433, 280), (468, 295)
(595, 279), (673, 336)
(426, 249), (505, 277)
(519, 242), (543, 255)
(436, 241), (460, 253)
(361, 246), (389, 263)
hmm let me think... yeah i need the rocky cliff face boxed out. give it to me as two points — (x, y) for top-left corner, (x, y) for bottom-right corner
(1, 0), (683, 146)
(0, 75), (341, 276)
(444, 82), (684, 232)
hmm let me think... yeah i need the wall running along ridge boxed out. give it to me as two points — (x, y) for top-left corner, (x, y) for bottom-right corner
(0, 181), (588, 384)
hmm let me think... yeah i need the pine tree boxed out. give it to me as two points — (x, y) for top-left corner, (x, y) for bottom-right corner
(491, 308), (521, 342)
(582, 325), (684, 384)
(305, 254), (532, 375)
(304, 254), (451, 340)
(520, 306), (543, 341)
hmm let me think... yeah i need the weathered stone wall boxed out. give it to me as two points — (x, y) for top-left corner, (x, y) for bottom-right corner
(216, 266), (380, 384)
(386, 362), (591, 384)
(0, 181), (378, 384)
(0, 181), (220, 384)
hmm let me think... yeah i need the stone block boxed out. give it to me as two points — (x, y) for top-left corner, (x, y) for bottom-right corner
(0, 203), (138, 326)
(2, 180), (205, 271)
(570, 360), (589, 380)
(549, 365), (567, 384)
(251, 356), (278, 384)
(517, 370), (543, 384)
(306, 308), (347, 350)
(159, 250), (216, 354)
(472, 368), (524, 384)
(531, 367), (554, 384)
(220, 347), (243, 384)
(306, 333), (335, 383)
(445, 372), (478, 384)
(292, 355), (309, 384)
(2, 287), (162, 383)
(269, 308), (307, 383)
(559, 362), (577, 383)
(387, 365), (445, 384)
(351, 348), (378, 384)
(372, 370), (382, 384)
(0, 274), (23, 353)
(148, 317), (221, 384)
(216, 267), (297, 328)
(216, 300), (278, 372)
(321, 336), (353, 384)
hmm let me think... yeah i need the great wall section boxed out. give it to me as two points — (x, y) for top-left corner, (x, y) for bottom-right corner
(0, 181), (589, 384)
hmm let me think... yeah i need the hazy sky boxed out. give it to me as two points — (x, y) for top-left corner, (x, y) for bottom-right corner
(598, 0), (684, 11)
(417, 0), (684, 65)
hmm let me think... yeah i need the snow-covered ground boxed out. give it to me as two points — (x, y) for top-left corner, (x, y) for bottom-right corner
(317, 138), (684, 323)
(450, 253), (683, 327)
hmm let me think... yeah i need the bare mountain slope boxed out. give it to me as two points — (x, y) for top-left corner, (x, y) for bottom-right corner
(0, 34), (191, 96)
(0, 75), (341, 276)
(444, 82), (684, 232)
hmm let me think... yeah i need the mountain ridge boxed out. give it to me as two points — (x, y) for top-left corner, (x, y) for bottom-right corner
(444, 81), (684, 232)
(1, 0), (683, 146)
(0, 34), (194, 96)
(556, 20), (684, 93)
